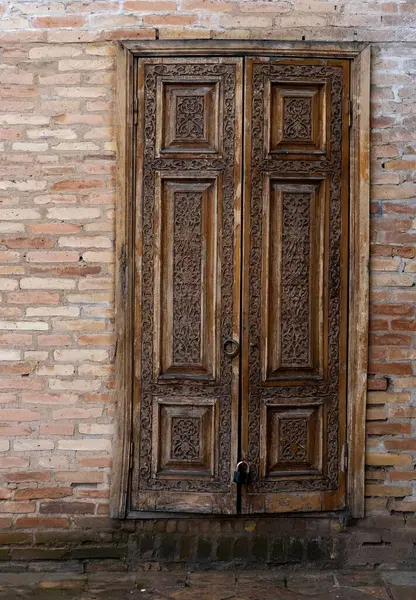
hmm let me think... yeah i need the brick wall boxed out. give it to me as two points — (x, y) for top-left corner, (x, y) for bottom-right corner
(0, 0), (415, 563)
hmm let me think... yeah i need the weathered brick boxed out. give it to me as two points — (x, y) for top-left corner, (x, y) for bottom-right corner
(365, 485), (412, 497)
(55, 471), (104, 484)
(366, 453), (413, 466)
(15, 517), (69, 529)
(367, 423), (412, 435)
(58, 439), (110, 452)
(15, 488), (73, 501)
(40, 423), (74, 436)
(0, 502), (36, 514)
(0, 2), (412, 541)
(0, 410), (40, 422)
(39, 502), (95, 515)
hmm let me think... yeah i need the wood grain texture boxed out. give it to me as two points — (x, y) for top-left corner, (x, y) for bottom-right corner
(112, 41), (369, 519)
(130, 56), (243, 515)
(124, 40), (366, 59)
(110, 43), (135, 519)
(241, 57), (350, 514)
(347, 45), (371, 519)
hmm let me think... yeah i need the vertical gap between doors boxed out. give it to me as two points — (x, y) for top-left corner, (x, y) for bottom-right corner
(236, 55), (246, 515)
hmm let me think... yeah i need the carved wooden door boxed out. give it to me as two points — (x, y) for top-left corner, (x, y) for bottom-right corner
(131, 57), (243, 514)
(241, 58), (350, 513)
(131, 55), (349, 515)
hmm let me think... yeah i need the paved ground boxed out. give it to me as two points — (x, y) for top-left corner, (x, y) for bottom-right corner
(0, 570), (415, 600)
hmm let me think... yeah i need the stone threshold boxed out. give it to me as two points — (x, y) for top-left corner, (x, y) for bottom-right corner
(0, 569), (415, 599)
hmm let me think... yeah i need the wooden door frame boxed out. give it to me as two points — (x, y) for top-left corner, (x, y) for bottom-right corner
(111, 40), (370, 520)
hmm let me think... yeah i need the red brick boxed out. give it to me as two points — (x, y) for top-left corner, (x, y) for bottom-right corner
(39, 502), (95, 515)
(368, 363), (413, 375)
(40, 423), (74, 435)
(0, 237), (54, 249)
(126, 0), (177, 8)
(52, 179), (106, 191)
(77, 457), (112, 467)
(15, 488), (73, 500)
(0, 502), (35, 513)
(0, 380), (43, 391)
(28, 223), (81, 235)
(367, 377), (389, 391)
(388, 470), (416, 481)
(390, 406), (416, 418)
(0, 457), (29, 469)
(142, 14), (198, 25)
(370, 333), (412, 346)
(0, 425), (31, 436)
(15, 517), (69, 529)
(371, 304), (413, 316)
(33, 16), (87, 28)
(385, 439), (416, 451)
(38, 335), (71, 347)
(7, 291), (60, 305)
(30, 265), (101, 276)
(391, 319), (416, 331)
(0, 334), (32, 346)
(0, 409), (40, 421)
(367, 423), (412, 435)
(78, 334), (115, 345)
(0, 362), (35, 376)
(1, 472), (50, 483)
(0, 518), (12, 529)
(365, 484), (412, 497)
(55, 471), (104, 483)
(82, 393), (115, 403)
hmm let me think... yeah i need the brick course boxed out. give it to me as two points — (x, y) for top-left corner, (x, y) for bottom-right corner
(0, 0), (414, 565)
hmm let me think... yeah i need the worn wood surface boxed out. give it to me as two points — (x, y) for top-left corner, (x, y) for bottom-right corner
(110, 43), (135, 519)
(241, 57), (350, 514)
(347, 45), (371, 519)
(130, 57), (243, 514)
(123, 39), (366, 59)
(112, 42), (370, 519)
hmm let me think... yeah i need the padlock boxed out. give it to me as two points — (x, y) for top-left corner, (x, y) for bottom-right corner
(233, 460), (250, 485)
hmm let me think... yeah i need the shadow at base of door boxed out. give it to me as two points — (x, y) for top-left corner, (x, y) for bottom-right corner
(9, 515), (414, 570)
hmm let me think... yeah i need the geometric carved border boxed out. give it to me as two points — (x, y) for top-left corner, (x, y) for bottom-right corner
(151, 397), (219, 479)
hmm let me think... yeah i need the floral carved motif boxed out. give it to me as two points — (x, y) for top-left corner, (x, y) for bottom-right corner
(280, 418), (308, 462)
(171, 417), (200, 461)
(176, 95), (205, 139)
(280, 192), (310, 367)
(173, 191), (202, 365)
(283, 97), (312, 140)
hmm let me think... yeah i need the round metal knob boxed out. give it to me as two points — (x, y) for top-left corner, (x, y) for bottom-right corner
(223, 339), (240, 358)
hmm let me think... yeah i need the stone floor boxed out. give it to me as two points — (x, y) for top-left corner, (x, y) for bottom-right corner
(0, 570), (415, 600)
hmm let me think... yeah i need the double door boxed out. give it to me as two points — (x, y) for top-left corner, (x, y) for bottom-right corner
(130, 56), (350, 514)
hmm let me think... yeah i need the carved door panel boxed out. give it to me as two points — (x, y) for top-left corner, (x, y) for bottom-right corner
(241, 58), (350, 513)
(131, 58), (243, 514)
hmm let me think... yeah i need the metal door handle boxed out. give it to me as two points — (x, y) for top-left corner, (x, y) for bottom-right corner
(223, 339), (239, 358)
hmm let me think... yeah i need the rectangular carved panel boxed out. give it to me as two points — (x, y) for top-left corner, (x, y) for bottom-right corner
(261, 403), (324, 478)
(261, 176), (328, 384)
(156, 80), (221, 156)
(267, 80), (329, 157)
(155, 174), (220, 382)
(152, 397), (218, 479)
